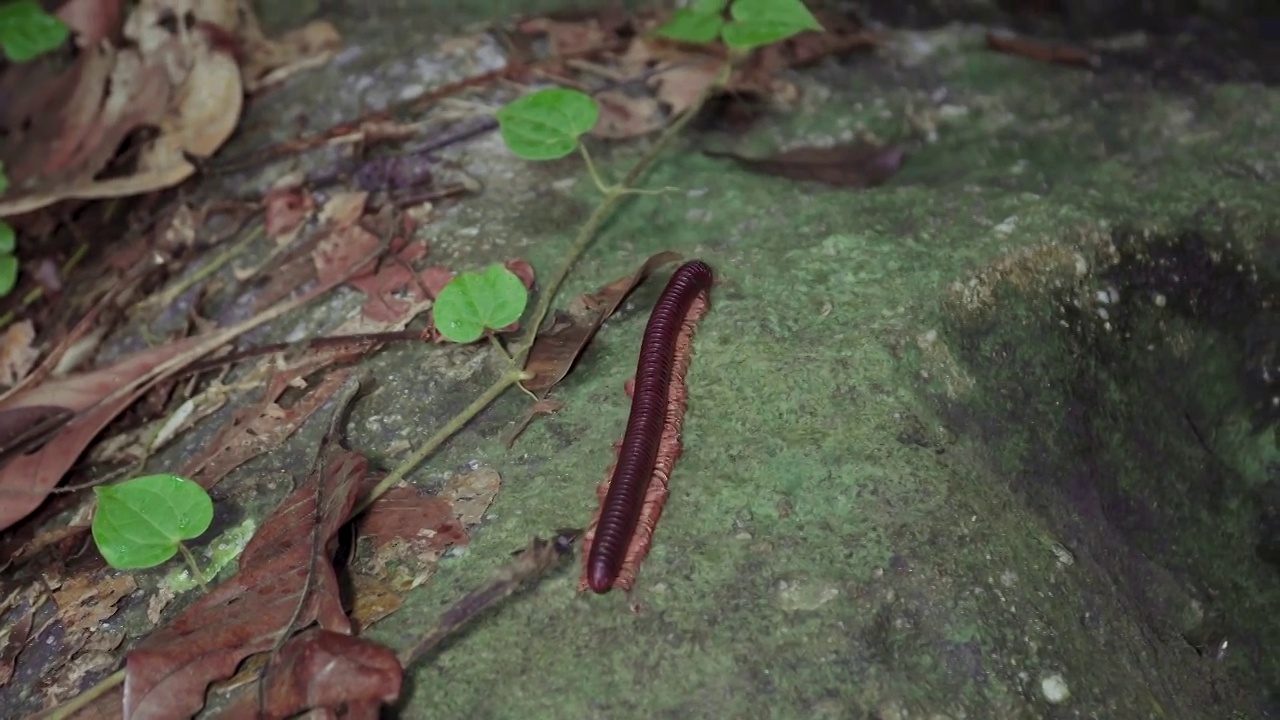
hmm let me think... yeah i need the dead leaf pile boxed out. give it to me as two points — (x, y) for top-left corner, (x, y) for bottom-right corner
(0, 0), (341, 216)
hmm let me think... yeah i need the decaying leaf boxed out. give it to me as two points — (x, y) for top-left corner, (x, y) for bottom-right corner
(123, 386), (371, 720)
(215, 628), (400, 720)
(51, 571), (137, 657)
(704, 140), (905, 188)
(0, 588), (40, 688)
(438, 467), (502, 526)
(180, 366), (360, 490)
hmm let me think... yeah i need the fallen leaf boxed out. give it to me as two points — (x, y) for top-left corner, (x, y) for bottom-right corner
(241, 20), (344, 92)
(0, 2), (336, 216)
(520, 252), (682, 395)
(358, 486), (467, 552)
(703, 140), (905, 187)
(180, 364), (360, 490)
(0, 321), (39, 388)
(214, 629), (400, 720)
(51, 571), (137, 656)
(124, 392), (370, 720)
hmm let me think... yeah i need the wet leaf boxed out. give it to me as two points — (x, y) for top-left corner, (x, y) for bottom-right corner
(92, 474), (213, 570)
(123, 426), (370, 719)
(521, 252), (682, 395)
(495, 88), (599, 161)
(704, 140), (905, 188)
(0, 222), (14, 253)
(215, 629), (400, 720)
(432, 264), (529, 344)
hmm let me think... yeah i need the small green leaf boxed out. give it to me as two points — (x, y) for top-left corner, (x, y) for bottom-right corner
(654, 8), (725, 44)
(0, 254), (15, 298)
(92, 474), (214, 570)
(433, 264), (529, 344)
(0, 0), (70, 63)
(495, 88), (600, 161)
(0, 161), (8, 195)
(721, 0), (823, 50)
(0, 221), (13, 253)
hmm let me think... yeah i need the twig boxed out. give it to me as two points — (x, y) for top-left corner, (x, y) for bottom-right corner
(397, 528), (581, 668)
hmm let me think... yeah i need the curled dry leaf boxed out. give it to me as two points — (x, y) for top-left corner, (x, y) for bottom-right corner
(215, 629), (400, 720)
(703, 140), (905, 188)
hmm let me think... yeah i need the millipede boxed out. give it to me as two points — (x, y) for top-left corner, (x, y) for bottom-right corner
(581, 259), (713, 594)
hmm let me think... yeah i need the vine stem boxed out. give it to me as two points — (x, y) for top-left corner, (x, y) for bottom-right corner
(511, 61), (730, 367)
(352, 368), (530, 516)
(359, 62), (731, 512)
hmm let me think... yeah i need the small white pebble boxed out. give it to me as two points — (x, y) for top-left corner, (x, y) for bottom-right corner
(1040, 673), (1070, 704)
(1153, 292), (1167, 307)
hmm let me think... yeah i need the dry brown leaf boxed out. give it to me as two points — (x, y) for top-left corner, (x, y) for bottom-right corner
(263, 188), (315, 241)
(180, 365), (359, 490)
(0, 1), (337, 215)
(0, 588), (40, 688)
(242, 20), (344, 92)
(51, 572), (137, 656)
(214, 629), (400, 720)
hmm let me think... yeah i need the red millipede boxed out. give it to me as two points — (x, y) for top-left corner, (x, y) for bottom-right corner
(584, 259), (713, 594)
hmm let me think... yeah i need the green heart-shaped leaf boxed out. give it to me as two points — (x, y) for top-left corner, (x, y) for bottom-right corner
(495, 88), (600, 161)
(432, 264), (529, 344)
(92, 474), (213, 570)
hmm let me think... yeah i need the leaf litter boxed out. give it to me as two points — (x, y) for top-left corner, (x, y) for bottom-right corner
(119, 378), (377, 720)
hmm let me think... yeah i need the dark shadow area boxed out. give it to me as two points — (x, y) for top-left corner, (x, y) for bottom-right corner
(937, 222), (1280, 716)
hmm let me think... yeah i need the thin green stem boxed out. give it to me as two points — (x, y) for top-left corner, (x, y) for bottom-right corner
(354, 368), (530, 516)
(177, 541), (209, 591)
(512, 61), (730, 367)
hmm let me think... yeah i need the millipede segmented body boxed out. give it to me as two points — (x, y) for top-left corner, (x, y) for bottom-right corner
(585, 259), (713, 594)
